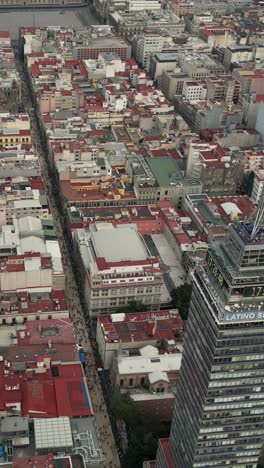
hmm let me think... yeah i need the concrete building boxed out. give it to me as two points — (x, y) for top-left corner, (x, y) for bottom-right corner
(146, 157), (202, 207)
(0, 177), (49, 224)
(56, 158), (112, 182)
(223, 45), (254, 70)
(179, 53), (225, 79)
(0, 252), (65, 292)
(73, 36), (131, 61)
(159, 69), (188, 100)
(111, 345), (182, 421)
(157, 221), (264, 467)
(251, 169), (264, 205)
(185, 140), (243, 195)
(134, 33), (164, 68)
(69, 204), (165, 235)
(205, 75), (240, 103)
(214, 128), (260, 149)
(175, 99), (243, 133)
(199, 26), (236, 48)
(184, 193), (254, 241)
(110, 10), (183, 37)
(96, 309), (184, 369)
(182, 81), (207, 103)
(149, 53), (179, 80)
(0, 33), (21, 113)
(74, 223), (164, 316)
(127, 0), (161, 11)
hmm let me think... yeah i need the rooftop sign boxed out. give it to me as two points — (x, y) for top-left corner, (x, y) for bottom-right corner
(224, 311), (264, 322)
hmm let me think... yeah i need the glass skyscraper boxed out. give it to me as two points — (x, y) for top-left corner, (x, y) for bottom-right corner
(157, 222), (264, 468)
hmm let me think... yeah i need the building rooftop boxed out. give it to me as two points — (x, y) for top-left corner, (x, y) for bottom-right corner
(186, 194), (254, 228)
(158, 439), (175, 468)
(34, 417), (73, 450)
(98, 309), (184, 344)
(0, 356), (92, 418)
(69, 204), (161, 228)
(146, 157), (183, 187)
(0, 290), (67, 316)
(91, 225), (148, 262)
(16, 318), (75, 346)
(117, 348), (182, 375)
(13, 454), (55, 468)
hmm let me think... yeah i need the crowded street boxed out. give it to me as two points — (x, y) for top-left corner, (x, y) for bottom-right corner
(14, 46), (121, 468)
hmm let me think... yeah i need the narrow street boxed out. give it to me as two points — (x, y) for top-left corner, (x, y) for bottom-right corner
(15, 49), (121, 468)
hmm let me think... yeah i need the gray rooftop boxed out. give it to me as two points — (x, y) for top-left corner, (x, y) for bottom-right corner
(91, 226), (148, 262)
(1, 416), (29, 433)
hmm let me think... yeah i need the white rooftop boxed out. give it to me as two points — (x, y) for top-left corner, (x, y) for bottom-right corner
(20, 236), (47, 254)
(34, 417), (73, 450)
(221, 202), (242, 216)
(131, 392), (175, 402)
(18, 216), (42, 234)
(139, 345), (159, 358)
(46, 240), (63, 273)
(148, 370), (170, 384)
(91, 225), (148, 262)
(118, 351), (182, 376)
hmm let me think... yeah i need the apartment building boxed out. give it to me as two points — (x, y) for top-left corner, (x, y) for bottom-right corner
(0, 178), (48, 224)
(159, 69), (188, 100)
(182, 81), (207, 103)
(205, 75), (241, 103)
(135, 33), (164, 68)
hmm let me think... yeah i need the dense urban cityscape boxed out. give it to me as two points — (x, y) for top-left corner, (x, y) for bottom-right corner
(0, 0), (263, 466)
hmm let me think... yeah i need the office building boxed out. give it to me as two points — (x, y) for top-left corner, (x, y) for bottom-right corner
(74, 223), (164, 316)
(157, 219), (264, 467)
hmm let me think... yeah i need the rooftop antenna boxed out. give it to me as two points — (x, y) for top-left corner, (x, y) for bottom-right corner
(251, 186), (264, 240)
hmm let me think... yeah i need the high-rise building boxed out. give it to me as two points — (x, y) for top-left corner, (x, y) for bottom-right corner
(157, 220), (264, 468)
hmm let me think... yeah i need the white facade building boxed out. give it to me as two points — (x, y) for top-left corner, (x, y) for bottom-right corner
(251, 169), (264, 205)
(136, 34), (164, 67)
(128, 0), (161, 11)
(182, 81), (207, 103)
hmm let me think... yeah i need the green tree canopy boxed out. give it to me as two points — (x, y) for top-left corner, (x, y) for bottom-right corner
(171, 283), (192, 320)
(110, 394), (141, 426)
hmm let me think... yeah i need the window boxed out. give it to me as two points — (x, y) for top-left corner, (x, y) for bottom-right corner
(129, 378), (133, 386)
(120, 379), (124, 387)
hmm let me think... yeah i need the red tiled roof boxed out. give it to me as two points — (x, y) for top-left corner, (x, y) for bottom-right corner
(98, 310), (184, 344)
(158, 439), (175, 468)
(0, 31), (10, 38)
(13, 454), (55, 468)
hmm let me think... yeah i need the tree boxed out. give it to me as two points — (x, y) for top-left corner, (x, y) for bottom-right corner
(171, 283), (192, 320)
(111, 395), (171, 467)
(157, 338), (167, 351)
(110, 394), (141, 426)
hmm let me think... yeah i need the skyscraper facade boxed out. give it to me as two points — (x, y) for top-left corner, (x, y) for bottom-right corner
(157, 222), (264, 468)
